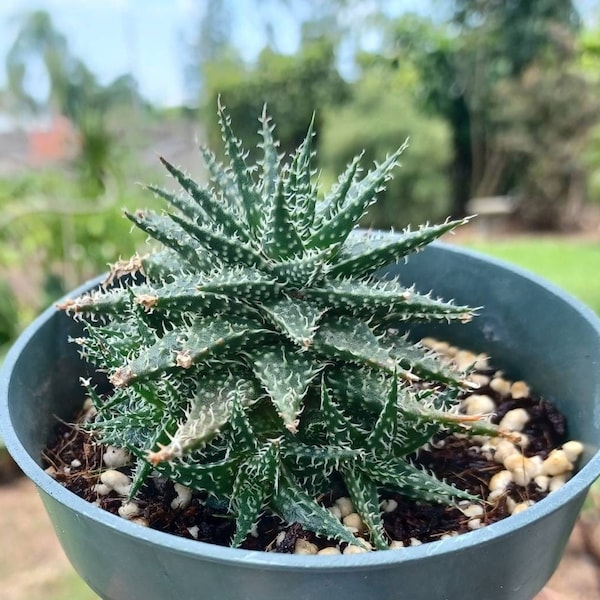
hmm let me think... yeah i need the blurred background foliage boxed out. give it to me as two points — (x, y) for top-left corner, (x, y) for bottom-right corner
(1, 0), (600, 358)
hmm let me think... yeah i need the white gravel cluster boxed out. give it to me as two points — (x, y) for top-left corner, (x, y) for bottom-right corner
(423, 338), (585, 520)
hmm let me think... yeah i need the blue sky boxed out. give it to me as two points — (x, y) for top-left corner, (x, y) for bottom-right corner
(0, 1), (597, 108)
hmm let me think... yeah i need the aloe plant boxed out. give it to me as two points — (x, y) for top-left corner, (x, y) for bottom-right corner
(59, 103), (497, 550)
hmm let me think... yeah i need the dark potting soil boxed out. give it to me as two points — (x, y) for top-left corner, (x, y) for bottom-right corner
(43, 369), (568, 553)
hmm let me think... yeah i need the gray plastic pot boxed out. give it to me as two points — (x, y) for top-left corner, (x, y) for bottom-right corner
(2, 241), (600, 600)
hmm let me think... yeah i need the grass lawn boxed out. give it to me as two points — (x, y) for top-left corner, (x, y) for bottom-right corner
(461, 237), (600, 314)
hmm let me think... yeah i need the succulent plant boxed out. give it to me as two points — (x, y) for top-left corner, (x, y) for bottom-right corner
(59, 103), (498, 550)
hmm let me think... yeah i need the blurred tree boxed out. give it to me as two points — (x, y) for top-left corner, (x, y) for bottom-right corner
(378, 15), (471, 220)
(491, 64), (598, 229)
(381, 3), (596, 229)
(5, 10), (144, 198)
(320, 67), (452, 229)
(451, 0), (582, 203)
(5, 10), (71, 114)
(202, 33), (348, 158)
(0, 11), (154, 345)
(452, 0), (580, 76)
(579, 25), (600, 207)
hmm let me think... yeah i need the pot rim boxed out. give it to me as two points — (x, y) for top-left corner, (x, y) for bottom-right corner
(2, 241), (600, 570)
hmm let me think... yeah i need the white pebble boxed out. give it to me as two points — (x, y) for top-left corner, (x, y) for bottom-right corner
(44, 466), (57, 478)
(380, 499), (398, 513)
(534, 475), (550, 492)
(341, 511), (363, 531)
(488, 489), (506, 502)
(100, 469), (132, 496)
(494, 440), (519, 464)
(490, 377), (511, 397)
(420, 337), (438, 350)
(461, 504), (484, 518)
(463, 394), (496, 415)
(549, 474), (570, 492)
(389, 540), (405, 549)
(432, 340), (451, 355)
(510, 381), (530, 399)
(171, 483), (193, 510)
(473, 354), (490, 371)
(468, 373), (491, 387)
(357, 538), (373, 550)
(503, 454), (540, 486)
(498, 408), (530, 432)
(70, 459), (82, 468)
(187, 525), (199, 539)
(317, 547), (341, 555)
(93, 483), (111, 496)
(327, 505), (342, 520)
(506, 497), (517, 513)
(542, 450), (574, 476)
(294, 539), (318, 555)
(335, 497), (355, 518)
(118, 501), (141, 520)
(472, 435), (492, 446)
(562, 441), (584, 463)
(454, 350), (477, 371)
(446, 345), (459, 357)
(489, 470), (512, 493)
(63, 467), (71, 474)
(343, 544), (368, 555)
(102, 445), (131, 469)
(409, 537), (423, 546)
(511, 501), (532, 515)
(275, 531), (286, 546)
(468, 518), (483, 530)
(516, 433), (530, 450)
(131, 517), (149, 527)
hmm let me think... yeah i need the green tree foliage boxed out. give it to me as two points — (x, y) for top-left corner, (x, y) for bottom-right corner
(319, 68), (452, 229)
(202, 37), (348, 159)
(380, 3), (597, 229)
(5, 10), (144, 198)
(491, 64), (598, 230)
(579, 25), (600, 207)
(0, 171), (154, 308)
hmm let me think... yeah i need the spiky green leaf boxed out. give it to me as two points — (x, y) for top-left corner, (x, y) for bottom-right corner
(146, 184), (207, 223)
(249, 345), (320, 432)
(308, 145), (406, 250)
(159, 157), (248, 240)
(272, 467), (360, 547)
(231, 441), (280, 547)
(259, 297), (326, 347)
(315, 153), (362, 227)
(109, 316), (266, 387)
(363, 458), (476, 504)
(217, 101), (262, 235)
(170, 214), (268, 271)
(366, 374), (398, 455)
(342, 467), (388, 550)
(330, 219), (470, 278)
(313, 316), (398, 373)
(262, 169), (306, 260)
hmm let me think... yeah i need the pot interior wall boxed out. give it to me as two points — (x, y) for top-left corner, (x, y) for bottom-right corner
(388, 244), (600, 461)
(5, 304), (94, 465)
